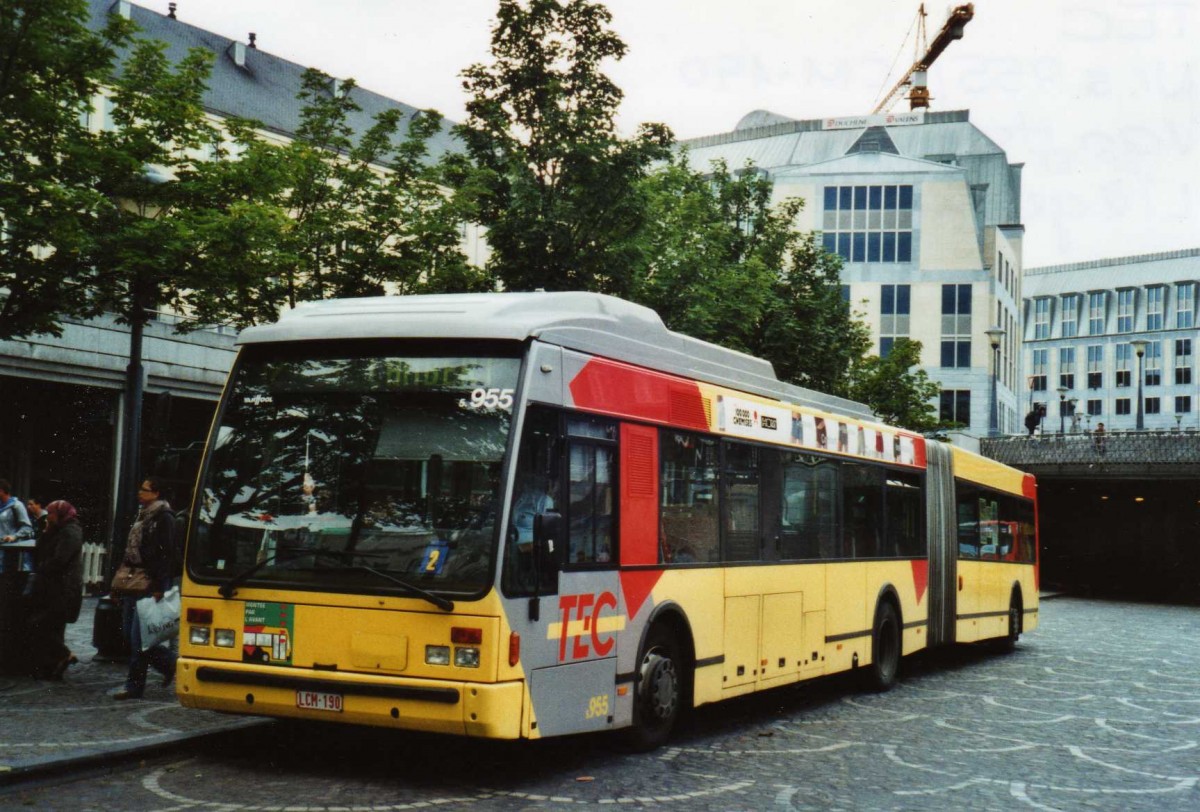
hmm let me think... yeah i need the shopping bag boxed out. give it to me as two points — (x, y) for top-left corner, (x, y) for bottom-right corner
(136, 586), (181, 651)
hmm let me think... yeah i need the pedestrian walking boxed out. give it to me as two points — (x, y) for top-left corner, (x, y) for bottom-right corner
(1093, 421), (1107, 454)
(1024, 408), (1040, 438)
(27, 500), (83, 680)
(111, 476), (177, 700)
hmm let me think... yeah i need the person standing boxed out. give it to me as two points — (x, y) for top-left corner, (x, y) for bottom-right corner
(28, 500), (83, 680)
(0, 479), (34, 544)
(26, 498), (49, 540)
(112, 476), (177, 700)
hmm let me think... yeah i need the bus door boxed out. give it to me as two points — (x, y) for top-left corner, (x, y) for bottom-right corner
(502, 406), (622, 738)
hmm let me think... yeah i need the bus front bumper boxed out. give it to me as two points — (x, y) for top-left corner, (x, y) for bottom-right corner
(176, 657), (524, 738)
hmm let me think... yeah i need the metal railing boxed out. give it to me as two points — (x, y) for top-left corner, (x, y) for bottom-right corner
(981, 430), (1200, 476)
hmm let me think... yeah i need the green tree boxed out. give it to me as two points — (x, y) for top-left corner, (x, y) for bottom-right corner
(0, 0), (131, 338)
(632, 155), (870, 394)
(847, 338), (942, 432)
(454, 0), (671, 294)
(275, 69), (488, 306)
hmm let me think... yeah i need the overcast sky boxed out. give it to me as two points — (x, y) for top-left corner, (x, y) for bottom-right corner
(145, 0), (1197, 269)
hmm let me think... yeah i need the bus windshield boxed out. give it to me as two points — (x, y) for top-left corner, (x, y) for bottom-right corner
(189, 342), (520, 597)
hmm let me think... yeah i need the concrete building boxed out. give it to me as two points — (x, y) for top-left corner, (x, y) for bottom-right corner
(1022, 248), (1200, 433)
(0, 0), (460, 548)
(681, 109), (1026, 436)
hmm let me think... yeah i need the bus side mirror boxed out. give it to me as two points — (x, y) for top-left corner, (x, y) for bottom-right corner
(533, 510), (563, 571)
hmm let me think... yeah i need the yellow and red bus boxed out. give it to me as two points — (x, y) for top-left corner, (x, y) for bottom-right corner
(177, 292), (1038, 747)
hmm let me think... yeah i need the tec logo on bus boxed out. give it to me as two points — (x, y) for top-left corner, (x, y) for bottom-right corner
(553, 591), (624, 662)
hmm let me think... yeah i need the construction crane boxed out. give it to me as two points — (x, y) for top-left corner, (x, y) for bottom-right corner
(871, 3), (974, 115)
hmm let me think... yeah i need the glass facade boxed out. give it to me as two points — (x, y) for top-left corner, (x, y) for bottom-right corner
(822, 185), (913, 263)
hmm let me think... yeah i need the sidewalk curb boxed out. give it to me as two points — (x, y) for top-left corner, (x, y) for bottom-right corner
(0, 718), (268, 788)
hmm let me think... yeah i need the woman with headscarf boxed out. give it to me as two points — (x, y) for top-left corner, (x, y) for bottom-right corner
(28, 500), (84, 680)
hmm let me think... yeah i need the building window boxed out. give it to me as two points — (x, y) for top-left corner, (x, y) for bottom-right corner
(1087, 399), (1102, 416)
(1117, 289), (1135, 333)
(1030, 348), (1048, 391)
(1145, 397), (1161, 415)
(1061, 294), (1079, 338)
(1115, 398), (1131, 415)
(1146, 286), (1164, 331)
(822, 185), (913, 263)
(1034, 298), (1051, 340)
(880, 284), (910, 357)
(1058, 347), (1075, 390)
(1085, 345), (1103, 389)
(1088, 292), (1106, 335)
(1176, 396), (1192, 414)
(1145, 341), (1162, 386)
(1175, 339), (1192, 385)
(940, 284), (971, 368)
(939, 390), (971, 426)
(1177, 282), (1195, 329)
(1116, 343), (1131, 387)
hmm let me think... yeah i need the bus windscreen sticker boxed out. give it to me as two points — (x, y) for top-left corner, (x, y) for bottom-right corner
(420, 540), (449, 575)
(243, 602), (294, 666)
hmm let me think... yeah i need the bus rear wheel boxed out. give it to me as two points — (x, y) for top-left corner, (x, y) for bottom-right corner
(866, 601), (901, 692)
(626, 626), (684, 751)
(995, 592), (1022, 652)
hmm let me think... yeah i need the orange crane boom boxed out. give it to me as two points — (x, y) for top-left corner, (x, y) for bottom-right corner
(872, 3), (974, 115)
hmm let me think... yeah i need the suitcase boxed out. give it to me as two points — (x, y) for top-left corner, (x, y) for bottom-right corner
(92, 594), (130, 660)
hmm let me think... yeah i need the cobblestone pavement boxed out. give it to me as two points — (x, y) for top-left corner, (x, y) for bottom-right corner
(3, 597), (1199, 811)
(0, 598), (259, 779)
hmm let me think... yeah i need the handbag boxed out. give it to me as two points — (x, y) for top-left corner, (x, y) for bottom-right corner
(111, 562), (151, 595)
(136, 586), (181, 651)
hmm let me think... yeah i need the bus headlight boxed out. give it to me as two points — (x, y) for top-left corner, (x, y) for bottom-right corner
(425, 645), (451, 666)
(214, 628), (236, 647)
(454, 647), (481, 668)
(190, 626), (211, 645)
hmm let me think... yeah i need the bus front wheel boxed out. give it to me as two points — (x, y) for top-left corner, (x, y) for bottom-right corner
(626, 625), (684, 751)
(867, 601), (901, 692)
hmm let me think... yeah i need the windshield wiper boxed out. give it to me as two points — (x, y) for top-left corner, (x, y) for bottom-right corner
(217, 548), (453, 611)
(312, 551), (454, 611)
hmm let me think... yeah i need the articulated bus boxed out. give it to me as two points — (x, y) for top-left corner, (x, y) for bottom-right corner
(177, 292), (1038, 747)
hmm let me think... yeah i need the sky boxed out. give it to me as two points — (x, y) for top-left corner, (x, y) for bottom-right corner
(141, 0), (1197, 269)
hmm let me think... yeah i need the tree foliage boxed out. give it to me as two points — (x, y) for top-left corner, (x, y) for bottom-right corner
(454, 0), (671, 294)
(632, 155), (870, 396)
(846, 338), (942, 432)
(0, 0), (130, 337)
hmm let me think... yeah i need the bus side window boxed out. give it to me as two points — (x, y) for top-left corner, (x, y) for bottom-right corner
(842, 462), (884, 559)
(565, 416), (617, 567)
(502, 407), (562, 596)
(721, 441), (761, 562)
(955, 483), (979, 559)
(779, 453), (839, 560)
(659, 431), (719, 564)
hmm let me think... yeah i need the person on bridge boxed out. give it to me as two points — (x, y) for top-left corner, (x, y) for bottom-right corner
(1093, 422), (1106, 454)
(1024, 409), (1040, 438)
(28, 500), (83, 680)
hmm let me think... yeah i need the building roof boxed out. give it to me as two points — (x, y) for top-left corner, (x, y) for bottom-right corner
(1024, 248), (1200, 297)
(679, 109), (1022, 226)
(86, 0), (460, 160)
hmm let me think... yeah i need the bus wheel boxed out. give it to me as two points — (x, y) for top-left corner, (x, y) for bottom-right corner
(626, 626), (683, 751)
(867, 601), (901, 692)
(995, 592), (1022, 652)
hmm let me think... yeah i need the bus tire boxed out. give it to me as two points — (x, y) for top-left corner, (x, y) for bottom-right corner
(866, 600), (901, 692)
(995, 591), (1022, 652)
(625, 625), (684, 751)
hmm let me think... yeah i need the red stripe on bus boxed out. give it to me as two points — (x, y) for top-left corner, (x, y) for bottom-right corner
(911, 559), (928, 604)
(568, 358), (709, 430)
(912, 436), (927, 468)
(620, 570), (663, 621)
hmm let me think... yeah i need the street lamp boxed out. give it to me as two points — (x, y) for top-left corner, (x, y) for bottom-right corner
(1057, 385), (1067, 435)
(985, 326), (1005, 436)
(1131, 338), (1149, 431)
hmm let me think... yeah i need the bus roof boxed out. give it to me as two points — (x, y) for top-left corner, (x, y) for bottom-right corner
(238, 292), (875, 420)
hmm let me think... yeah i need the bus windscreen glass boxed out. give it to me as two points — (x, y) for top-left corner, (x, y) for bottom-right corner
(189, 344), (520, 596)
